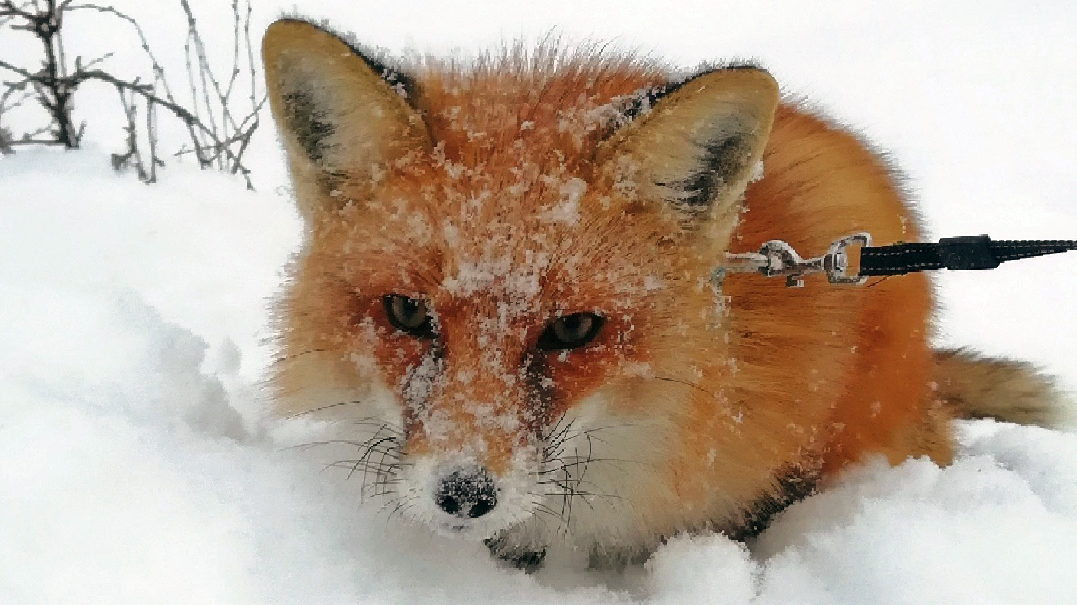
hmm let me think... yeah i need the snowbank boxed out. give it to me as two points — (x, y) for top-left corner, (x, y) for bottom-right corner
(2, 149), (1076, 605)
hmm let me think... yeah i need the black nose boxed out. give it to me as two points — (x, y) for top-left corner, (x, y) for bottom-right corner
(434, 466), (498, 519)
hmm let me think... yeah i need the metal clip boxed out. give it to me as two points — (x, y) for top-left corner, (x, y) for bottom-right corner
(823, 232), (872, 285)
(715, 232), (872, 288)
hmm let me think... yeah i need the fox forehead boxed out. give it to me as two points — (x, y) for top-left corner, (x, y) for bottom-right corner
(310, 163), (682, 316)
(411, 54), (666, 166)
(298, 54), (688, 290)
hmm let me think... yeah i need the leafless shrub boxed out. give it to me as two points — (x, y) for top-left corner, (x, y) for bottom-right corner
(0, 0), (265, 188)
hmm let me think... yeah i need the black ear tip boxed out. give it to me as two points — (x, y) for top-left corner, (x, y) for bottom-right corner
(263, 18), (418, 104)
(618, 63), (775, 124)
(263, 18), (323, 47)
(675, 60), (771, 87)
(263, 18), (362, 62)
(268, 16), (316, 28)
(714, 60), (768, 72)
(266, 16), (341, 37)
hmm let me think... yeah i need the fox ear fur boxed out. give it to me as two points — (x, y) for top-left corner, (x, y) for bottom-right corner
(598, 67), (778, 242)
(262, 19), (430, 220)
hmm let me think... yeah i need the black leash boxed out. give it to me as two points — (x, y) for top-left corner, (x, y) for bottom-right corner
(858, 235), (1077, 276)
(717, 233), (1077, 288)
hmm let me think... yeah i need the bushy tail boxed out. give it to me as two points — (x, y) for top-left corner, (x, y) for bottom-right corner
(932, 348), (1066, 427)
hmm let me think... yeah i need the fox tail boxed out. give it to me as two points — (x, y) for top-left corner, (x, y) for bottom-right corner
(932, 348), (1069, 428)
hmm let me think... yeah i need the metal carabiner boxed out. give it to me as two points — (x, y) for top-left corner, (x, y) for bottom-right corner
(822, 232), (871, 285)
(715, 232), (872, 288)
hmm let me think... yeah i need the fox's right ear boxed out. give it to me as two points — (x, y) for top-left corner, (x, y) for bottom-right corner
(597, 67), (778, 247)
(262, 19), (430, 220)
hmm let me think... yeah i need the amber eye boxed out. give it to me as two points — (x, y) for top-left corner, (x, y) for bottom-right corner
(383, 294), (435, 338)
(536, 312), (604, 351)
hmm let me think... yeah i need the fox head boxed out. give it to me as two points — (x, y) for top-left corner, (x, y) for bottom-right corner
(263, 20), (778, 554)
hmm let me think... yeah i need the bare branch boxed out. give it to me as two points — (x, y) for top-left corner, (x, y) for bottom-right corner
(1, 0), (261, 188)
(5, 137), (66, 146)
(0, 58), (37, 81)
(0, 1), (37, 21)
(111, 85), (147, 180)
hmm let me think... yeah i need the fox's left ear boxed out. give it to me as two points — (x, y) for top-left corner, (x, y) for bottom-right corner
(262, 19), (431, 221)
(598, 67), (778, 242)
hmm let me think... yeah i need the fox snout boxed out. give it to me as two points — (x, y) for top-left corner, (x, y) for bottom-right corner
(433, 465), (498, 519)
(399, 445), (544, 538)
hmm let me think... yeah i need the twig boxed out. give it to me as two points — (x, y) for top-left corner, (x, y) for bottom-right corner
(0, 0), (262, 188)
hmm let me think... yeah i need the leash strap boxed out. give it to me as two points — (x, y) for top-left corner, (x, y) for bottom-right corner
(858, 236), (1077, 276)
(718, 233), (1077, 288)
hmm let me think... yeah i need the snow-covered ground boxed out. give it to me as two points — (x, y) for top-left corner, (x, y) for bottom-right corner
(2, 1), (1076, 603)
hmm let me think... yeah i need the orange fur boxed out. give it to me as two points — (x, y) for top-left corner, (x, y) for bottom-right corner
(258, 20), (1044, 566)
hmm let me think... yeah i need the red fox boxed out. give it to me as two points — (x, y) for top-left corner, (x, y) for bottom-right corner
(262, 19), (1062, 568)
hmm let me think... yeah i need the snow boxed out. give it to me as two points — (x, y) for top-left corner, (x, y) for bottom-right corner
(2, 1), (1077, 603)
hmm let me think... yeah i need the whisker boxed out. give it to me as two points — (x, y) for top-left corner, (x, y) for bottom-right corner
(351, 434), (397, 480)
(282, 438), (398, 451)
(283, 401), (350, 419)
(535, 477), (609, 492)
(386, 498), (417, 526)
(543, 414), (575, 448)
(536, 455), (643, 468)
(349, 421), (404, 435)
(282, 401), (384, 420)
(540, 489), (625, 501)
(654, 375), (713, 396)
(274, 348), (327, 363)
(326, 460), (394, 473)
(377, 494), (406, 517)
(541, 422), (635, 456)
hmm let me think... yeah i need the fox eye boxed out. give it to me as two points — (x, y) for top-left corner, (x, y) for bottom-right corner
(537, 312), (604, 351)
(383, 294), (435, 338)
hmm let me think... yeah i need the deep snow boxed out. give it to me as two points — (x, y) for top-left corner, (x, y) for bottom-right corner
(2, 1), (1076, 603)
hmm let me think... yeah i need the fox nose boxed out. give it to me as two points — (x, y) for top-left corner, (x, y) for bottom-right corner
(434, 466), (498, 519)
